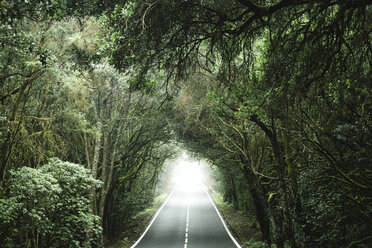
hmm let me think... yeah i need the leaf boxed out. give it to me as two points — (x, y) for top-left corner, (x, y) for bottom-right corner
(268, 192), (278, 202)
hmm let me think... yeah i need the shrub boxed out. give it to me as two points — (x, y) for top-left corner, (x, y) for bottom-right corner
(0, 158), (102, 248)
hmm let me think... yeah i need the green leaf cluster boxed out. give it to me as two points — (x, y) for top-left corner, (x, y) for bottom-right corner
(0, 158), (101, 248)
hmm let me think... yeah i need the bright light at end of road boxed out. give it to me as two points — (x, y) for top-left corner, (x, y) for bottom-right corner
(173, 160), (203, 186)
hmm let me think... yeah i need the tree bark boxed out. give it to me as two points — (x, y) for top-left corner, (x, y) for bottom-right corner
(1, 79), (32, 185)
(241, 163), (280, 245)
(91, 119), (102, 216)
(249, 114), (298, 248)
(83, 132), (91, 169)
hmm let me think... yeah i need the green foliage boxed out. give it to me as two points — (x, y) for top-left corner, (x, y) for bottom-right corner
(1, 0), (372, 247)
(129, 74), (158, 94)
(0, 158), (101, 248)
(0, 1), (176, 247)
(0, 0), (122, 23)
(245, 239), (279, 248)
(114, 1), (372, 247)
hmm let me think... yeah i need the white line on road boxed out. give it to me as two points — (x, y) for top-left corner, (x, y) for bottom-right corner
(204, 187), (242, 248)
(130, 184), (240, 248)
(184, 189), (190, 248)
(129, 185), (177, 248)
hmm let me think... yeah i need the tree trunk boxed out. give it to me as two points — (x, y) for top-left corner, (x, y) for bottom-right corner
(83, 132), (91, 169)
(91, 119), (102, 216)
(249, 114), (298, 248)
(0, 82), (29, 185)
(242, 164), (276, 245)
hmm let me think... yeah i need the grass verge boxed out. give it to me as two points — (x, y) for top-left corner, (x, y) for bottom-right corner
(106, 192), (169, 248)
(211, 192), (264, 248)
(108, 188), (265, 248)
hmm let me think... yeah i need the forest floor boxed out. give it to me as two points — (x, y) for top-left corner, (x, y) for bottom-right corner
(210, 192), (264, 248)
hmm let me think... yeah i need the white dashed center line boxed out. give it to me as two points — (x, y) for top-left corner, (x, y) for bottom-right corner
(184, 190), (190, 248)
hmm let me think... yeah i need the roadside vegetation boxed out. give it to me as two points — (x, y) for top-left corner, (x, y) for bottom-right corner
(1, 1), (371, 247)
(212, 192), (262, 248)
(107, 193), (169, 248)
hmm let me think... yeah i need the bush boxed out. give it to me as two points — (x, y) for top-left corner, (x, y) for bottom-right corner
(0, 158), (102, 248)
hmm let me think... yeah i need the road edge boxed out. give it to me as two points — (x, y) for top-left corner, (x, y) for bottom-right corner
(203, 187), (243, 248)
(129, 184), (177, 248)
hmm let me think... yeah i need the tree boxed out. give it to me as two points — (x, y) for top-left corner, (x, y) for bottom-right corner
(102, 1), (372, 246)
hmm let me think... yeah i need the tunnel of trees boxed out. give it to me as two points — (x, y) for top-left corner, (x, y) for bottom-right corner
(0, 0), (371, 247)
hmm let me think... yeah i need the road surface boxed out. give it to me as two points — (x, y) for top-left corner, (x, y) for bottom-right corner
(131, 184), (241, 248)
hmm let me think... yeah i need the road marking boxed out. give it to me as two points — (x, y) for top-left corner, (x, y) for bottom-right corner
(130, 184), (240, 248)
(203, 187), (242, 248)
(184, 189), (190, 248)
(129, 185), (177, 248)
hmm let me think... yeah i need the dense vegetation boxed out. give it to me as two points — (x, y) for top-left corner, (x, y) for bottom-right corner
(0, 1), (175, 246)
(1, 1), (371, 248)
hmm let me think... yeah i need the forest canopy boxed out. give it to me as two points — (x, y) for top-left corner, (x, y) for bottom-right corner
(1, 0), (371, 247)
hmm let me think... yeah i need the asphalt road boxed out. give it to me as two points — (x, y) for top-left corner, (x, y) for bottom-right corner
(131, 184), (241, 248)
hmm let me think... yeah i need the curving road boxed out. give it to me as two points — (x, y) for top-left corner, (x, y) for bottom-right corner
(131, 184), (241, 248)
